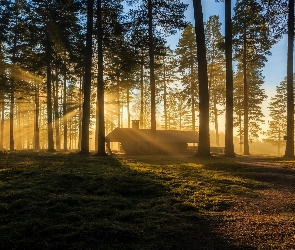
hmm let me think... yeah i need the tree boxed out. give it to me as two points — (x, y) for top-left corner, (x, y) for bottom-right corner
(264, 78), (289, 155)
(205, 15), (225, 146)
(215, 0), (235, 157)
(193, 0), (210, 157)
(175, 24), (198, 132)
(232, 0), (275, 155)
(233, 66), (267, 152)
(96, 0), (106, 156)
(284, 0), (294, 157)
(80, 0), (94, 154)
(127, 0), (187, 133)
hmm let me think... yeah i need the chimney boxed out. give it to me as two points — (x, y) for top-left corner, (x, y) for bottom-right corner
(132, 120), (140, 129)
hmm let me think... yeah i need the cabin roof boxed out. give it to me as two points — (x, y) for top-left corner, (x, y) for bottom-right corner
(106, 128), (199, 143)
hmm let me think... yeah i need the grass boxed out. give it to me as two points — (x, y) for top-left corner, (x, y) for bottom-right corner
(0, 152), (288, 249)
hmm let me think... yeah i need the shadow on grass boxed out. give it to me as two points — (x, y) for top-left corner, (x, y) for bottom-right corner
(204, 158), (295, 190)
(0, 152), (248, 250)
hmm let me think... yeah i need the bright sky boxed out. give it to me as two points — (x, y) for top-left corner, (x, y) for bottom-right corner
(169, 0), (290, 95)
(167, 0), (292, 139)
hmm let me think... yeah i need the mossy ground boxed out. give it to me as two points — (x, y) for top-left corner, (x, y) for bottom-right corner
(0, 151), (294, 249)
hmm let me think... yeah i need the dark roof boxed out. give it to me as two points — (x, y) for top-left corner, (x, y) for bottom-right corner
(106, 128), (199, 143)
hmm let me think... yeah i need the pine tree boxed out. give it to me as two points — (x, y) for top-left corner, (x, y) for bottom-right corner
(264, 78), (291, 155)
(175, 24), (198, 131)
(232, 0), (275, 155)
(193, 0), (210, 157)
(205, 15), (225, 146)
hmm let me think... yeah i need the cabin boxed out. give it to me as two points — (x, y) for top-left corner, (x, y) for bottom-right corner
(105, 120), (199, 154)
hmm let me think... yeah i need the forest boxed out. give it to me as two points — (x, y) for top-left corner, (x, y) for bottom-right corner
(0, 0), (294, 156)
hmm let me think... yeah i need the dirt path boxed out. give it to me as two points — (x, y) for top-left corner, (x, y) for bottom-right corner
(213, 156), (295, 249)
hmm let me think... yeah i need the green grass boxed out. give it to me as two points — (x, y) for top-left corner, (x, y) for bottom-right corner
(0, 152), (269, 249)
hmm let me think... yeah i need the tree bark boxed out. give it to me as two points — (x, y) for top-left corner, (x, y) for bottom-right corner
(193, 0), (210, 157)
(34, 82), (40, 150)
(46, 40), (54, 152)
(63, 63), (67, 151)
(243, 30), (250, 155)
(96, 0), (106, 156)
(148, 0), (157, 153)
(224, 0), (235, 156)
(80, 0), (94, 154)
(284, 0), (294, 157)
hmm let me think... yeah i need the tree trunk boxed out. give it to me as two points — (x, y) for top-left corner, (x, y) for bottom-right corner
(284, 0), (294, 157)
(190, 63), (196, 131)
(127, 80), (130, 128)
(148, 0), (157, 152)
(140, 58), (144, 128)
(0, 90), (4, 150)
(224, 0), (235, 156)
(34, 82), (40, 150)
(96, 0), (106, 156)
(80, 0), (94, 154)
(193, 0), (210, 157)
(9, 78), (14, 151)
(63, 63), (67, 151)
(46, 41), (54, 152)
(54, 66), (60, 150)
(243, 30), (250, 155)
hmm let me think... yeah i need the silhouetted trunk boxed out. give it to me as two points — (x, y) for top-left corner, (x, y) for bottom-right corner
(193, 0), (210, 157)
(148, 0), (156, 133)
(284, 0), (294, 157)
(54, 66), (60, 150)
(96, 0), (106, 156)
(9, 78), (14, 151)
(80, 0), (94, 154)
(34, 82), (40, 150)
(78, 75), (82, 151)
(190, 63), (196, 131)
(16, 102), (21, 149)
(63, 63), (67, 151)
(116, 76), (120, 128)
(224, 0), (235, 156)
(0, 91), (4, 149)
(163, 73), (167, 130)
(46, 40), (54, 152)
(243, 30), (249, 155)
(140, 57), (144, 128)
(126, 80), (130, 128)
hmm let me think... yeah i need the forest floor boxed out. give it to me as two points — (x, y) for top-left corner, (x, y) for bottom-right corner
(0, 151), (294, 249)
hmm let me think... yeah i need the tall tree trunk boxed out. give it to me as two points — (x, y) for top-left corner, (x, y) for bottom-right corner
(193, 0), (210, 157)
(243, 30), (250, 155)
(34, 82), (40, 150)
(54, 67), (60, 150)
(140, 58), (144, 128)
(0, 90), (4, 150)
(78, 75), (82, 151)
(190, 62), (196, 131)
(16, 102), (21, 149)
(163, 66), (167, 130)
(63, 63), (67, 151)
(46, 40), (54, 152)
(284, 0), (294, 157)
(116, 76), (120, 128)
(126, 80), (130, 128)
(96, 0), (106, 156)
(148, 0), (156, 140)
(80, 0), (94, 154)
(9, 78), (14, 151)
(224, 0), (235, 156)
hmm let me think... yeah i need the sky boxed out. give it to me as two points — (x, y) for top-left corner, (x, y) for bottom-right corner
(169, 0), (290, 96)
(166, 0), (292, 137)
